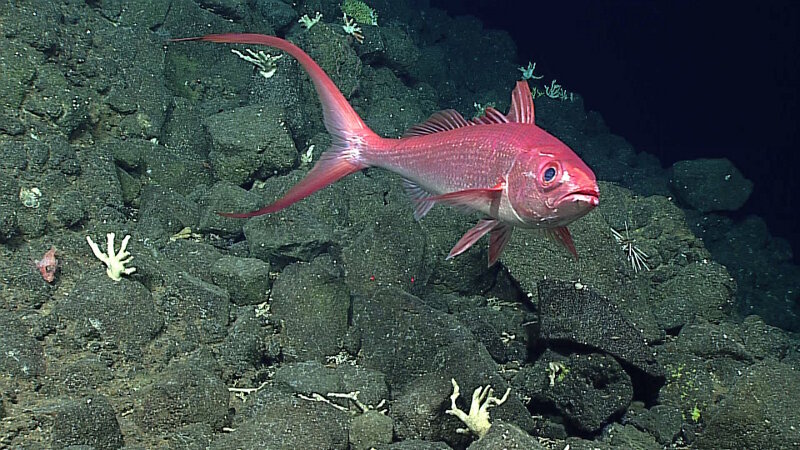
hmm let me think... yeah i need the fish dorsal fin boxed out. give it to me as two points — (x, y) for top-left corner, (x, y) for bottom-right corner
(403, 109), (471, 137)
(471, 107), (509, 125)
(506, 80), (535, 124)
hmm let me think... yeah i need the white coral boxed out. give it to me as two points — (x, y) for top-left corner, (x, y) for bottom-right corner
(231, 48), (282, 79)
(86, 233), (136, 281)
(445, 378), (510, 439)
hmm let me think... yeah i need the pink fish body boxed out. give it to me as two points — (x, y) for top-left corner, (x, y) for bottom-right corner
(175, 34), (599, 265)
(35, 247), (58, 282)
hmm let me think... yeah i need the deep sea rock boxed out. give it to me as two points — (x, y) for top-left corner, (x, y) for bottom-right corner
(203, 104), (297, 185)
(513, 350), (634, 434)
(132, 360), (230, 433)
(48, 394), (124, 450)
(271, 256), (350, 360)
(696, 362), (800, 449)
(55, 272), (164, 355)
(537, 279), (664, 380)
(670, 158), (753, 212)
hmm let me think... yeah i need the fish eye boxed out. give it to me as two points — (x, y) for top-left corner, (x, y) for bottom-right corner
(543, 166), (557, 183)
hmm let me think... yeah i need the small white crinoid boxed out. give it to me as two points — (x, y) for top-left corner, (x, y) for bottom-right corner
(610, 222), (650, 273)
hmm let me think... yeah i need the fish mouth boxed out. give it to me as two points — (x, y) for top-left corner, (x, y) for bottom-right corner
(557, 189), (600, 207)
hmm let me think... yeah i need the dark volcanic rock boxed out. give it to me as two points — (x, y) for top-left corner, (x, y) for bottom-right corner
(670, 158), (752, 212)
(468, 420), (545, 449)
(513, 351), (634, 434)
(696, 362), (800, 449)
(537, 279), (664, 380)
(0, 311), (45, 379)
(271, 256), (350, 360)
(56, 273), (164, 355)
(133, 361), (229, 432)
(350, 288), (535, 442)
(49, 394), (123, 450)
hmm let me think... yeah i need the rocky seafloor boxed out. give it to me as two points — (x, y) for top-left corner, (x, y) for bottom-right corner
(1, 1), (798, 449)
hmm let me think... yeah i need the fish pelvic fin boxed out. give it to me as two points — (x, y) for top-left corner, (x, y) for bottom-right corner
(488, 223), (513, 266)
(545, 226), (578, 259)
(402, 178), (436, 221)
(175, 33), (387, 217)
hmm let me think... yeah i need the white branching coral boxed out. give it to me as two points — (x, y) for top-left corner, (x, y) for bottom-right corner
(445, 378), (510, 439)
(86, 233), (136, 281)
(342, 13), (364, 43)
(231, 48), (283, 79)
(298, 12), (322, 29)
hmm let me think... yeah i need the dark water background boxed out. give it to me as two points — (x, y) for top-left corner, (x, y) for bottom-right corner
(432, 0), (800, 260)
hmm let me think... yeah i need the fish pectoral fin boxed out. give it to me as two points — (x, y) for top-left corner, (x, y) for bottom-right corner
(447, 218), (499, 261)
(426, 182), (505, 213)
(488, 223), (513, 266)
(544, 226), (578, 259)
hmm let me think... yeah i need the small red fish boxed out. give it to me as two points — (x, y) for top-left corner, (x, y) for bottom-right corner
(174, 34), (599, 265)
(35, 247), (58, 282)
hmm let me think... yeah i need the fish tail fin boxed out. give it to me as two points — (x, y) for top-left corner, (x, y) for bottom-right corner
(174, 33), (386, 218)
(217, 152), (364, 218)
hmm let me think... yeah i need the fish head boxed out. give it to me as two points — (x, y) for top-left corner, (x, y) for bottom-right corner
(507, 144), (599, 227)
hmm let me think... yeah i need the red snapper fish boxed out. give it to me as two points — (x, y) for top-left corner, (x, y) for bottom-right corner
(175, 33), (599, 265)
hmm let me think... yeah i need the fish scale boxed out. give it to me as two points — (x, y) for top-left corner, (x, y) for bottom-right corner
(372, 124), (526, 194)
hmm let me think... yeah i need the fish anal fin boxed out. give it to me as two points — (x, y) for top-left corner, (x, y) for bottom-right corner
(507, 80), (536, 124)
(402, 178), (436, 220)
(403, 109), (471, 137)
